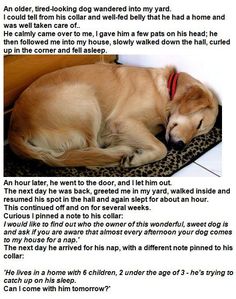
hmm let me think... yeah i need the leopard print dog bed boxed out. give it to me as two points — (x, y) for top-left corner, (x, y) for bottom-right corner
(4, 106), (222, 177)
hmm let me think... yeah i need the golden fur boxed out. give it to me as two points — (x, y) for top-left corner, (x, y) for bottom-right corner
(8, 63), (218, 167)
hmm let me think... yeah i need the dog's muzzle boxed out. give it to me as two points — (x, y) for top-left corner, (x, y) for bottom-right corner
(168, 139), (186, 151)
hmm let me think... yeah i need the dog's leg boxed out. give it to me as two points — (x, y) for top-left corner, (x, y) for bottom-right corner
(117, 120), (167, 167)
(86, 145), (134, 169)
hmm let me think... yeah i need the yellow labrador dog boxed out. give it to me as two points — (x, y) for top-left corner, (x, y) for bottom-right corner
(8, 63), (218, 167)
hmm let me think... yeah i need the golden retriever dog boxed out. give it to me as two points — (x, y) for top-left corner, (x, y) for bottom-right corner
(8, 63), (218, 167)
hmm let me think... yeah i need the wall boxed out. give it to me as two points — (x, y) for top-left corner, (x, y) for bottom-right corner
(118, 55), (225, 104)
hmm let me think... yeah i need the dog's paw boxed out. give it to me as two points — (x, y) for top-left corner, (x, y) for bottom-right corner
(120, 149), (143, 168)
(120, 154), (135, 168)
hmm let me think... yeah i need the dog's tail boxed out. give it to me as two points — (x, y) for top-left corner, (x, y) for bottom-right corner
(8, 131), (124, 167)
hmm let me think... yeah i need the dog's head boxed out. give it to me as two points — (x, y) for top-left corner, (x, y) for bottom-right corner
(166, 72), (219, 150)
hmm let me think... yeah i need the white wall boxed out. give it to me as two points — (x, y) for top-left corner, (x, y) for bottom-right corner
(118, 55), (224, 104)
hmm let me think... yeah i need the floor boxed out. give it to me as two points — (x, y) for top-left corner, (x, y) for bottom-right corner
(172, 143), (222, 177)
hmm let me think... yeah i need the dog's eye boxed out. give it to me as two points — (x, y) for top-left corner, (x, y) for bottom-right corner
(197, 119), (203, 130)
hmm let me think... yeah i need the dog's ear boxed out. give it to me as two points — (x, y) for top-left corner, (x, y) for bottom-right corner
(179, 85), (212, 114)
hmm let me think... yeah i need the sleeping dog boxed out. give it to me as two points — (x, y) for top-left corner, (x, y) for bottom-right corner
(8, 63), (218, 167)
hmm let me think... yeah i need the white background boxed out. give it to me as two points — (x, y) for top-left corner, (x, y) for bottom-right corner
(119, 55), (225, 103)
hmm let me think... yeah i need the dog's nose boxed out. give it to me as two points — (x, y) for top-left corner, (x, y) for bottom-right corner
(168, 139), (185, 151)
(172, 140), (185, 151)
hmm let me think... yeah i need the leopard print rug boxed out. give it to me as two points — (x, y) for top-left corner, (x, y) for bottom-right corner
(4, 124), (222, 177)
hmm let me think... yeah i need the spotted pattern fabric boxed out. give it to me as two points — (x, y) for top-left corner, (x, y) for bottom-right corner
(4, 126), (222, 177)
